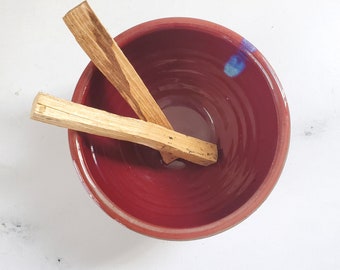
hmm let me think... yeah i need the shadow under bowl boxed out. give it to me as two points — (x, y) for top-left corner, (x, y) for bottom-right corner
(69, 18), (290, 240)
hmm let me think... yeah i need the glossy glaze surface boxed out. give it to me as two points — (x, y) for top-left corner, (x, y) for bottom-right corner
(69, 18), (290, 240)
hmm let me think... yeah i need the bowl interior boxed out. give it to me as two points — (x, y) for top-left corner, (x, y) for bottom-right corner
(69, 19), (284, 235)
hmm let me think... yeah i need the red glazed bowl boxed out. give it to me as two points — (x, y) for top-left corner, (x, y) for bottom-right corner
(69, 18), (290, 240)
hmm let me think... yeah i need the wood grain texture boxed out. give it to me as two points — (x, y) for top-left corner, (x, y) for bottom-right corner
(63, 1), (176, 163)
(31, 93), (218, 166)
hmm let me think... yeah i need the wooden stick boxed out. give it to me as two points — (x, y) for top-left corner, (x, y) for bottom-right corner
(31, 93), (218, 166)
(63, 1), (176, 164)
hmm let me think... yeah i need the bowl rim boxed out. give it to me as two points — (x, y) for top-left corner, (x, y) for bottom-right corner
(68, 17), (290, 240)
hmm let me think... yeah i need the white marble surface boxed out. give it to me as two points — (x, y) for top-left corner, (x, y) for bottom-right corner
(1, 0), (340, 269)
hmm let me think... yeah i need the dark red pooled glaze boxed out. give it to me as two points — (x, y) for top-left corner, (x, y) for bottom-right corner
(68, 18), (290, 240)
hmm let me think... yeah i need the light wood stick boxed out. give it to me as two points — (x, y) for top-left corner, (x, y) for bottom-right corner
(63, 1), (176, 164)
(31, 93), (218, 166)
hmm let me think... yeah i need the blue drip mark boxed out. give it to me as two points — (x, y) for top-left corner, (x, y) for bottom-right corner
(224, 53), (246, 77)
(224, 38), (257, 78)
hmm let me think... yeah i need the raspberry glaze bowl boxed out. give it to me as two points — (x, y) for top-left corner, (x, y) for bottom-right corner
(68, 18), (290, 240)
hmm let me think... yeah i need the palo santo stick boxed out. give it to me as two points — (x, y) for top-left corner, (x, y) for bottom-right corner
(31, 93), (218, 166)
(63, 1), (176, 164)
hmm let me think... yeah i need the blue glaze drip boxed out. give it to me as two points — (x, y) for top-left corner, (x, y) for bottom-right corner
(224, 38), (257, 78)
(224, 53), (246, 78)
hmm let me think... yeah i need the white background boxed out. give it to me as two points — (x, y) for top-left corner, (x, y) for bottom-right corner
(1, 0), (340, 269)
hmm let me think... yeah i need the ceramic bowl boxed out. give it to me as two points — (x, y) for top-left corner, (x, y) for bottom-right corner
(69, 18), (290, 240)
